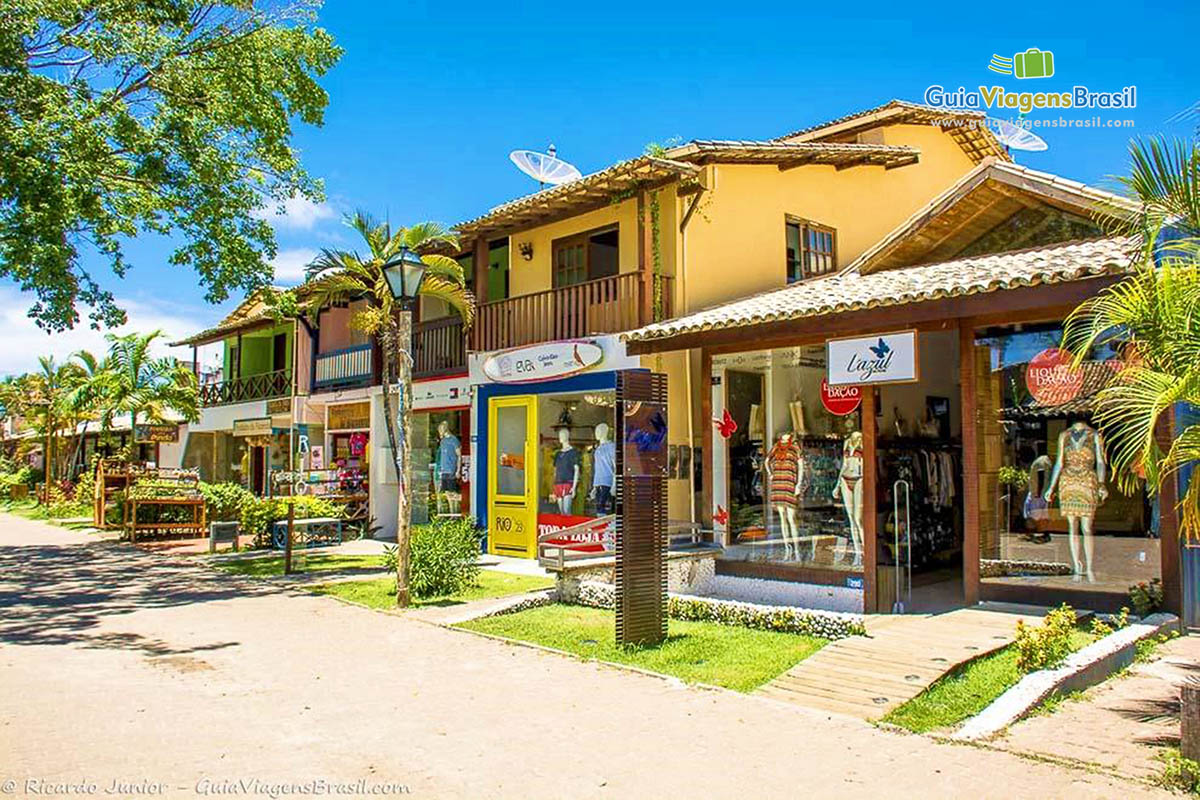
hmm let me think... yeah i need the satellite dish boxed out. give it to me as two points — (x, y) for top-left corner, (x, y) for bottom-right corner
(986, 118), (1048, 152)
(509, 144), (582, 189)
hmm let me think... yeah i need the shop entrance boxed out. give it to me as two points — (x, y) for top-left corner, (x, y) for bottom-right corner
(873, 330), (964, 613)
(488, 396), (537, 556)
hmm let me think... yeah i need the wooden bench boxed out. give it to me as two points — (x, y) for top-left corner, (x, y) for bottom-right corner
(270, 516), (343, 550)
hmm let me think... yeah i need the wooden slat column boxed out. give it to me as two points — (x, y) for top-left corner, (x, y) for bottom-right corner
(959, 319), (980, 606)
(472, 237), (488, 351)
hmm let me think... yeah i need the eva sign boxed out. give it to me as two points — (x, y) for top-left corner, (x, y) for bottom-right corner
(1026, 348), (1084, 406)
(827, 330), (919, 386)
(482, 340), (603, 384)
(821, 379), (862, 416)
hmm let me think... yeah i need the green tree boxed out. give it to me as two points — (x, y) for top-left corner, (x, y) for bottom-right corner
(305, 212), (474, 607)
(1062, 137), (1200, 539)
(101, 331), (199, 442)
(23, 356), (84, 490)
(0, 1), (342, 331)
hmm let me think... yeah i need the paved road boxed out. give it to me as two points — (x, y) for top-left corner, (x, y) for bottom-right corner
(0, 515), (1173, 799)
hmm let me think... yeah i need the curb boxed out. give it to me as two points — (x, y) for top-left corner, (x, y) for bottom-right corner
(952, 612), (1179, 741)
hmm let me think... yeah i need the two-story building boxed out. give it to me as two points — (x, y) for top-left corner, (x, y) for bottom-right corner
(451, 100), (1006, 560)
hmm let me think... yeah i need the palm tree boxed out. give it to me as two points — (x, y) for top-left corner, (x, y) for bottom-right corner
(101, 331), (200, 448)
(62, 349), (112, 476)
(1062, 136), (1200, 539)
(24, 356), (84, 494)
(305, 211), (474, 607)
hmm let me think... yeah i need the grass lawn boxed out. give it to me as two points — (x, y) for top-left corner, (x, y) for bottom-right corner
(2, 499), (48, 520)
(456, 603), (826, 692)
(212, 553), (383, 578)
(309, 569), (554, 609)
(882, 629), (1096, 733)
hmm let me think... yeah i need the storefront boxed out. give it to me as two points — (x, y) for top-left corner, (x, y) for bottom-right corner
(622, 162), (1184, 615)
(411, 373), (471, 524)
(470, 336), (639, 557)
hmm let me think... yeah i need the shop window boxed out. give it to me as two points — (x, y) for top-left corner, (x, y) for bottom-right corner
(972, 322), (1158, 606)
(552, 225), (619, 288)
(537, 392), (617, 521)
(412, 411), (467, 525)
(714, 346), (864, 573)
(786, 220), (836, 283)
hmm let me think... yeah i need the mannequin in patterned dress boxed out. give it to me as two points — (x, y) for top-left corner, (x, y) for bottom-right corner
(1044, 420), (1108, 582)
(766, 433), (805, 560)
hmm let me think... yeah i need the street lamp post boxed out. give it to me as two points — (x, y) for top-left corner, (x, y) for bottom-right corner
(381, 246), (427, 607)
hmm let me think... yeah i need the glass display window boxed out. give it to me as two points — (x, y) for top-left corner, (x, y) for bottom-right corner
(536, 391), (616, 521)
(413, 410), (466, 524)
(972, 322), (1159, 599)
(714, 345), (864, 573)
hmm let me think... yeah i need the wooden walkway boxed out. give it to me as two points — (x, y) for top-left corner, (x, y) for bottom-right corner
(758, 604), (1051, 719)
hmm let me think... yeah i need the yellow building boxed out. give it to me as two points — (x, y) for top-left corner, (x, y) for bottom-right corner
(450, 100), (1007, 557)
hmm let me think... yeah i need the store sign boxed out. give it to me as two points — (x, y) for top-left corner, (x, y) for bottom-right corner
(413, 374), (470, 410)
(266, 398), (291, 416)
(133, 424), (179, 444)
(826, 330), (919, 386)
(1026, 348), (1085, 406)
(820, 380), (862, 416)
(481, 340), (603, 384)
(328, 401), (370, 431)
(232, 417), (272, 437)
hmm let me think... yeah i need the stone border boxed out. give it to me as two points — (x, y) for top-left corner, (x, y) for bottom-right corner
(952, 612), (1180, 741)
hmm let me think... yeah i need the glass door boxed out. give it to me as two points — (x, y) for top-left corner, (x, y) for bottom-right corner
(488, 396), (537, 556)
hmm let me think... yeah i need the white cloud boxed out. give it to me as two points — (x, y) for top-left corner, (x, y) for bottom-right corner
(0, 287), (217, 377)
(271, 248), (319, 284)
(256, 194), (337, 231)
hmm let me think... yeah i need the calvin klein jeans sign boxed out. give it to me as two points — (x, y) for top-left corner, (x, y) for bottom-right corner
(826, 330), (919, 386)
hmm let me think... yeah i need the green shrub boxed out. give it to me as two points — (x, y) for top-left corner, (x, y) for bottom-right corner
(1090, 607), (1130, 638)
(409, 517), (482, 599)
(1157, 749), (1200, 795)
(0, 466), (34, 500)
(1014, 604), (1076, 673)
(239, 495), (343, 541)
(1130, 578), (1164, 617)
(199, 482), (255, 522)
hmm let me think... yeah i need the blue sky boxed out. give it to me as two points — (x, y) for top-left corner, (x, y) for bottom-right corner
(3, 0), (1197, 374)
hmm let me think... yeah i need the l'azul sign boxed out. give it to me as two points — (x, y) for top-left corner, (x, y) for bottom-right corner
(826, 330), (919, 386)
(481, 339), (604, 384)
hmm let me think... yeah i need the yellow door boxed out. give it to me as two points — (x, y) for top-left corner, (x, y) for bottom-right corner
(488, 395), (537, 557)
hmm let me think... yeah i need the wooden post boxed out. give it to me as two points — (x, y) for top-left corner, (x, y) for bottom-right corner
(959, 320), (980, 606)
(1183, 682), (1200, 764)
(862, 385), (878, 613)
(284, 502), (295, 575)
(636, 192), (654, 326)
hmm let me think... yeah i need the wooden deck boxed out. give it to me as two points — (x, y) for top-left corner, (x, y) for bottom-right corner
(758, 604), (1052, 719)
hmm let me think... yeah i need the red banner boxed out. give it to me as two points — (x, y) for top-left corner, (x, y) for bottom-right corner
(821, 379), (862, 416)
(537, 513), (610, 552)
(1026, 348), (1085, 406)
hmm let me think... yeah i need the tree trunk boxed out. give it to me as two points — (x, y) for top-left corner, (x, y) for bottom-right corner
(395, 309), (414, 608)
(1183, 681), (1200, 764)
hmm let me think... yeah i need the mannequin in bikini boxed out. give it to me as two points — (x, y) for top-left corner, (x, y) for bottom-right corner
(833, 430), (865, 567)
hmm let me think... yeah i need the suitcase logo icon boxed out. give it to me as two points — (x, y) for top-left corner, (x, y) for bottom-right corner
(988, 48), (1055, 79)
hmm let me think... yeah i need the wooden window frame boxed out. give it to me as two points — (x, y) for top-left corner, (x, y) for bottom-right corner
(785, 216), (838, 283)
(552, 224), (619, 288)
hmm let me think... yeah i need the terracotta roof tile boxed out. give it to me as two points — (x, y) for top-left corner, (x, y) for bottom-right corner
(623, 237), (1133, 343)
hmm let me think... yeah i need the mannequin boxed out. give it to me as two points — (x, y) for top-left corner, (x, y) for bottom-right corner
(917, 406), (939, 438)
(766, 433), (805, 560)
(550, 428), (580, 514)
(589, 422), (616, 514)
(1044, 421), (1108, 582)
(832, 430), (865, 566)
(436, 420), (462, 515)
(788, 397), (807, 436)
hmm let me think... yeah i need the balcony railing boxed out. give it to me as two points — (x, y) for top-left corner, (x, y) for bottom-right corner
(472, 272), (671, 352)
(315, 343), (374, 389)
(199, 369), (290, 407)
(413, 316), (466, 378)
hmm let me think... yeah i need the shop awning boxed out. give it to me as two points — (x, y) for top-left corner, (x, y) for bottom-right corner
(622, 236), (1134, 352)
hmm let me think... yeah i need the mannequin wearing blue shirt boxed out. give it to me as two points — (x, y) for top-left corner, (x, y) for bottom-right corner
(590, 422), (616, 514)
(436, 420), (462, 515)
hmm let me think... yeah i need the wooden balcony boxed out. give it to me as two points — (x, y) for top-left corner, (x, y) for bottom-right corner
(199, 369), (290, 407)
(413, 316), (466, 378)
(472, 272), (671, 352)
(315, 343), (374, 389)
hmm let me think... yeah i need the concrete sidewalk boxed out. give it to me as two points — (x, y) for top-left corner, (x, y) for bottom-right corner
(0, 513), (1172, 799)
